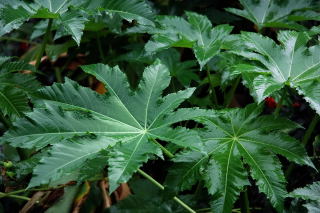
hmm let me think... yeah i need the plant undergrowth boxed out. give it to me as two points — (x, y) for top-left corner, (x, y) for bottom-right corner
(0, 0), (320, 212)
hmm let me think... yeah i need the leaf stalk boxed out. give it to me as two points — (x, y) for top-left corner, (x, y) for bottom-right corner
(137, 169), (196, 213)
(0, 36), (37, 45)
(0, 192), (30, 201)
(206, 69), (218, 106)
(150, 138), (174, 159)
(285, 114), (319, 177)
(224, 77), (240, 107)
(35, 19), (53, 69)
(240, 189), (250, 213)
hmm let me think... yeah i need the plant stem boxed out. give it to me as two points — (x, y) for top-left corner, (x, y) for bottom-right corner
(137, 169), (196, 213)
(35, 19), (53, 69)
(240, 189), (250, 213)
(273, 101), (281, 116)
(0, 36), (37, 45)
(96, 33), (106, 63)
(196, 208), (211, 212)
(150, 138), (174, 159)
(302, 115), (319, 146)
(224, 77), (240, 107)
(274, 96), (283, 117)
(7, 189), (26, 195)
(0, 192), (30, 201)
(206, 69), (218, 106)
(54, 67), (63, 83)
(173, 197), (196, 213)
(285, 114), (319, 177)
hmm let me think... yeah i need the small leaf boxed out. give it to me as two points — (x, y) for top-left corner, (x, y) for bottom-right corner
(145, 12), (233, 69)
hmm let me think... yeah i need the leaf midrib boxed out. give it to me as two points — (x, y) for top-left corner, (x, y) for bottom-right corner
(5, 131), (140, 141)
(239, 137), (302, 161)
(40, 100), (141, 131)
(221, 140), (236, 212)
(144, 69), (160, 129)
(237, 141), (276, 199)
(105, 9), (152, 23)
(92, 71), (143, 129)
(247, 36), (286, 82)
(39, 144), (105, 180)
(0, 90), (21, 116)
(114, 134), (145, 180)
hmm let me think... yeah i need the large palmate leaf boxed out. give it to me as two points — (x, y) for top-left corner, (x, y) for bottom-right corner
(165, 104), (313, 213)
(231, 31), (320, 115)
(225, 0), (317, 31)
(145, 12), (233, 69)
(1, 60), (208, 190)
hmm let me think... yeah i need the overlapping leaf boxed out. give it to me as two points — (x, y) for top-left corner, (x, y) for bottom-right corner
(290, 181), (320, 212)
(226, 0), (317, 31)
(0, 87), (29, 118)
(165, 104), (313, 213)
(29, 136), (116, 188)
(0, 58), (40, 119)
(0, 0), (154, 45)
(231, 31), (320, 114)
(1, 60), (208, 190)
(0, 0), (87, 45)
(145, 12), (233, 69)
(117, 47), (199, 86)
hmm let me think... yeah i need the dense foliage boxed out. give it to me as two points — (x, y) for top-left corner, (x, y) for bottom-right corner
(0, 0), (319, 212)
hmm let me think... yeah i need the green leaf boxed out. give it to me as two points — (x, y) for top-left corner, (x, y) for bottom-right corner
(14, 148), (50, 179)
(57, 10), (88, 46)
(29, 136), (116, 188)
(145, 12), (233, 69)
(0, 0), (90, 44)
(290, 181), (320, 201)
(166, 104), (313, 213)
(0, 59), (36, 73)
(0, 58), (41, 119)
(290, 181), (320, 212)
(109, 178), (191, 213)
(117, 47), (199, 87)
(108, 135), (160, 192)
(225, 0), (315, 30)
(102, 0), (155, 27)
(2, 61), (207, 189)
(232, 31), (320, 114)
(45, 40), (76, 61)
(0, 5), (32, 36)
(78, 149), (108, 181)
(0, 87), (30, 118)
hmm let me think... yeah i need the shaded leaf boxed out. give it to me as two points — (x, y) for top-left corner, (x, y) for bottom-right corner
(166, 104), (313, 213)
(145, 12), (233, 69)
(226, 0), (316, 30)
